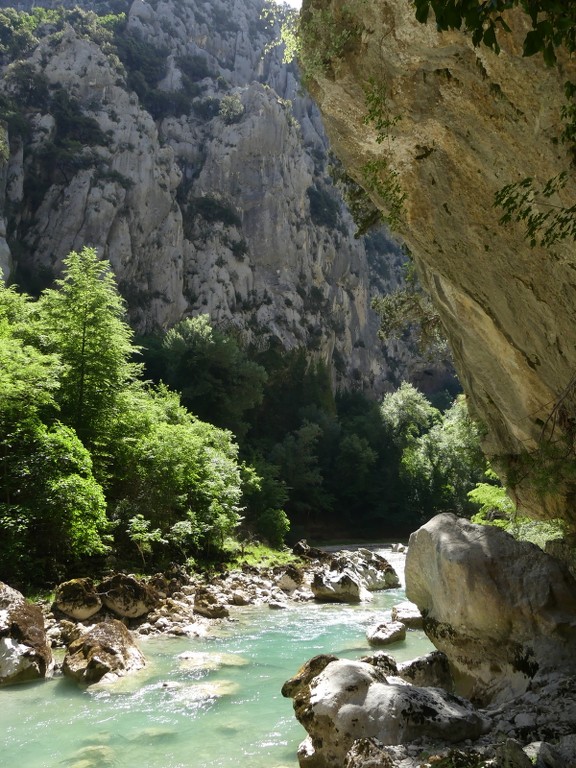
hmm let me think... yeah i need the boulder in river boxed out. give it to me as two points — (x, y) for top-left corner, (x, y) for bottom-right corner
(62, 619), (146, 684)
(311, 548), (400, 604)
(0, 582), (53, 685)
(366, 620), (406, 646)
(311, 570), (371, 603)
(282, 655), (489, 768)
(54, 578), (102, 621)
(406, 513), (576, 704)
(98, 574), (158, 619)
(391, 600), (423, 629)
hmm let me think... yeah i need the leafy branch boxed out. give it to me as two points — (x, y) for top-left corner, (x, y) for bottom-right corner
(494, 172), (576, 247)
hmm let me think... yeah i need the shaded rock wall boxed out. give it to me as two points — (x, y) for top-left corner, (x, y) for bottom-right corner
(0, 0), (449, 394)
(300, 0), (576, 522)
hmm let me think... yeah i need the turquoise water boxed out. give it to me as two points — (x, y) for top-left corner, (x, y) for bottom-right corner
(1, 557), (433, 768)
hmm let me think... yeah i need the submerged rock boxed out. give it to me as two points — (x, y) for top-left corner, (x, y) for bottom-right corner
(0, 582), (53, 685)
(406, 514), (576, 704)
(62, 619), (146, 684)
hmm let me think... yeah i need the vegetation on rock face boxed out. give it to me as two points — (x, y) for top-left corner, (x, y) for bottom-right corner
(414, 0), (576, 249)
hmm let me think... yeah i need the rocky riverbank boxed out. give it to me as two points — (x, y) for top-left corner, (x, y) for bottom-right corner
(281, 517), (576, 768)
(0, 544), (401, 687)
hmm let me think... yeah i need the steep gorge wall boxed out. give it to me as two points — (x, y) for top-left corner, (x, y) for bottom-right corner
(0, 0), (448, 394)
(300, 0), (576, 523)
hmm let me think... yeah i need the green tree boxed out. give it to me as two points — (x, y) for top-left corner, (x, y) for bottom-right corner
(380, 381), (440, 450)
(116, 416), (243, 558)
(38, 247), (140, 456)
(158, 315), (267, 439)
(401, 395), (487, 518)
(0, 282), (60, 427)
(0, 419), (108, 585)
(270, 421), (332, 531)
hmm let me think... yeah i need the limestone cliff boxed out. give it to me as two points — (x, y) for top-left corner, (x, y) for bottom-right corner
(0, 0), (448, 393)
(300, 0), (576, 522)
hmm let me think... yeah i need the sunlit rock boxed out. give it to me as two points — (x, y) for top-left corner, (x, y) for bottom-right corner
(366, 620), (406, 646)
(282, 655), (489, 768)
(62, 619), (146, 684)
(311, 570), (371, 603)
(99, 574), (158, 619)
(0, 582), (53, 685)
(407, 514), (576, 704)
(391, 600), (423, 629)
(193, 587), (229, 618)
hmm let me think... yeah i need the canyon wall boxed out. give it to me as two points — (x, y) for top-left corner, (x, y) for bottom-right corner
(0, 0), (451, 394)
(300, 0), (576, 523)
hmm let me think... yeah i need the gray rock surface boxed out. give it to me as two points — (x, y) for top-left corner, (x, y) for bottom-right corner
(0, 582), (53, 686)
(0, 0), (447, 395)
(62, 619), (146, 684)
(406, 514), (576, 704)
(282, 655), (489, 768)
(299, 0), (576, 520)
(366, 621), (406, 646)
(391, 601), (423, 629)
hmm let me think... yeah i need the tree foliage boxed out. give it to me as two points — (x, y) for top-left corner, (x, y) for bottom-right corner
(158, 315), (267, 439)
(0, 248), (249, 586)
(38, 248), (140, 453)
(413, 1), (576, 63)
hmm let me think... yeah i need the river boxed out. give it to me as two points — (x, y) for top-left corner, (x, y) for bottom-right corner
(1, 549), (433, 768)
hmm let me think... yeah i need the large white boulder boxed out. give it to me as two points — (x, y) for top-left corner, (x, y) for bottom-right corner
(311, 570), (372, 603)
(282, 655), (489, 768)
(406, 514), (576, 704)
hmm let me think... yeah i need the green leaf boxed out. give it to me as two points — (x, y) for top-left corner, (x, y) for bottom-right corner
(523, 28), (544, 57)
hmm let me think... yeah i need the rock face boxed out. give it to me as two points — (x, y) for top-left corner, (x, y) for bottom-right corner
(0, 0), (448, 395)
(0, 582), (53, 685)
(282, 655), (489, 767)
(300, 0), (576, 522)
(406, 514), (576, 704)
(62, 619), (146, 684)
